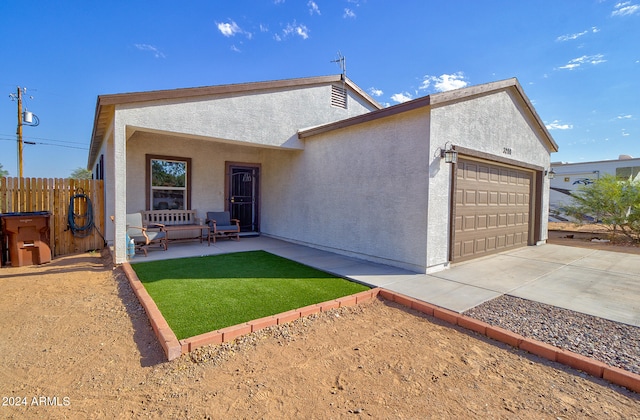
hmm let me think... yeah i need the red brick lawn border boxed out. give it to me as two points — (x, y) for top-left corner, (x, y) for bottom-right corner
(122, 264), (639, 394)
(121, 263), (379, 360)
(379, 289), (640, 394)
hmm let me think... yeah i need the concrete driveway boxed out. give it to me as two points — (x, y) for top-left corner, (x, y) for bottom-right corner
(130, 238), (640, 328)
(361, 244), (640, 328)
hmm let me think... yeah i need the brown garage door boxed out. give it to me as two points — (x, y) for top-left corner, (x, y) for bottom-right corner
(452, 158), (533, 262)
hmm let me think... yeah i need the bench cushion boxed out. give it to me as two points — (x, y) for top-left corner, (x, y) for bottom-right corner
(207, 211), (230, 225)
(215, 225), (239, 232)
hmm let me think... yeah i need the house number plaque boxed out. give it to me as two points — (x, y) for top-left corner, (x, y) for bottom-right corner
(502, 147), (512, 155)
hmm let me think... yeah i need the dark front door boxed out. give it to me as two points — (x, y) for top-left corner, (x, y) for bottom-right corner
(228, 165), (259, 233)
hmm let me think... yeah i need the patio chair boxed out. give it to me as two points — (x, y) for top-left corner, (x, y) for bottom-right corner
(206, 211), (240, 245)
(126, 212), (167, 256)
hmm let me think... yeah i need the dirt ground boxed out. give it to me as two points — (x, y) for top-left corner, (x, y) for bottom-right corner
(1, 244), (639, 419)
(547, 222), (640, 254)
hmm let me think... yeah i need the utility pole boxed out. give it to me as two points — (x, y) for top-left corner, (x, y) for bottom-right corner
(9, 87), (39, 178)
(16, 87), (24, 178)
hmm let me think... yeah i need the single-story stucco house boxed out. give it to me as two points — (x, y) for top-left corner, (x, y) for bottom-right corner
(88, 74), (558, 272)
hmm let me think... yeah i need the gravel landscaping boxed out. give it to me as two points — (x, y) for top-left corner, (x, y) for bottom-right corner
(465, 294), (640, 375)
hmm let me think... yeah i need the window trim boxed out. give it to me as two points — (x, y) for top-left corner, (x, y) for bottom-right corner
(145, 154), (192, 210)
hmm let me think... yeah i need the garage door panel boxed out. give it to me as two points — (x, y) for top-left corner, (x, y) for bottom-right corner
(453, 158), (533, 262)
(506, 234), (515, 246)
(465, 190), (476, 204)
(463, 215), (475, 230)
(454, 215), (463, 232)
(477, 190), (488, 205)
(478, 166), (490, 181)
(462, 240), (475, 255)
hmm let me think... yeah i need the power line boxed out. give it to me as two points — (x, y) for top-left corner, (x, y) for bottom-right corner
(0, 137), (88, 150)
(0, 133), (86, 145)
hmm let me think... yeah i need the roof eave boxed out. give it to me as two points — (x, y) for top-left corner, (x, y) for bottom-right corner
(299, 95), (431, 139)
(87, 75), (383, 166)
(429, 78), (558, 153)
(300, 77), (560, 154)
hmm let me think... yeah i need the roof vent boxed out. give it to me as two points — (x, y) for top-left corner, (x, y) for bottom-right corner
(331, 84), (347, 109)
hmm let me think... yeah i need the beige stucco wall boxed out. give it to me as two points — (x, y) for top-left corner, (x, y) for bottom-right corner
(126, 131), (266, 218)
(262, 88), (553, 273)
(261, 108), (432, 272)
(117, 84), (373, 150)
(107, 82), (376, 263)
(427, 89), (553, 268)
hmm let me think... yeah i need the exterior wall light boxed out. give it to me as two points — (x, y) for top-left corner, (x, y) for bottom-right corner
(546, 168), (556, 179)
(440, 145), (458, 164)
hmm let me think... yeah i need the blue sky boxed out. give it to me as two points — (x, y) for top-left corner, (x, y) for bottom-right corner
(1, 0), (638, 178)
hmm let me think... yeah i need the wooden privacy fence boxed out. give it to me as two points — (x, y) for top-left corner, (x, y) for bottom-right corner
(1, 177), (105, 258)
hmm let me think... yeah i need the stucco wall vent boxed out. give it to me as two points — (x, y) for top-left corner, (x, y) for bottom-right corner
(331, 84), (347, 109)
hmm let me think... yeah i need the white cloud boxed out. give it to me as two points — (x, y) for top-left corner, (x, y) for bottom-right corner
(622, 129), (631, 136)
(368, 87), (383, 97)
(612, 1), (640, 16)
(217, 20), (242, 37)
(344, 8), (356, 18)
(556, 30), (588, 42)
(557, 54), (606, 70)
(391, 92), (413, 103)
(546, 120), (574, 130)
(556, 27), (599, 42)
(616, 114), (633, 119)
(308, 1), (321, 15)
(134, 44), (166, 58)
(230, 45), (241, 53)
(419, 72), (468, 92)
(279, 22), (310, 40)
(558, 63), (580, 70)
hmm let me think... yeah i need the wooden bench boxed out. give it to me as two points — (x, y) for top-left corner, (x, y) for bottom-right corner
(142, 210), (207, 246)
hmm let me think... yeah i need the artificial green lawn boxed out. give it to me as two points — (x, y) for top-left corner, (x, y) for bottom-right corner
(131, 250), (370, 340)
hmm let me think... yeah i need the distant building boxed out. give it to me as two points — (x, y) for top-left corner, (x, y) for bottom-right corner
(549, 155), (640, 222)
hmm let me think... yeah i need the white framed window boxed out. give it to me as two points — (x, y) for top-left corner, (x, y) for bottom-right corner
(146, 155), (191, 210)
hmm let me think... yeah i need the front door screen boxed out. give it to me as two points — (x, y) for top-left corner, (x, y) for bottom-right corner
(229, 167), (259, 232)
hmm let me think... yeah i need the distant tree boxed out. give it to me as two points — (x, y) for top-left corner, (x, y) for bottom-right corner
(70, 167), (92, 179)
(563, 174), (640, 242)
(0, 163), (8, 177)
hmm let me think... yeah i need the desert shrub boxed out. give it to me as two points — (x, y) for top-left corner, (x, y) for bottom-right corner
(563, 174), (640, 242)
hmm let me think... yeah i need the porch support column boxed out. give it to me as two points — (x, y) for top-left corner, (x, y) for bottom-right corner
(113, 116), (128, 264)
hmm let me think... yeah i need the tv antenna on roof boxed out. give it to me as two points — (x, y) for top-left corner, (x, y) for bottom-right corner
(331, 51), (346, 79)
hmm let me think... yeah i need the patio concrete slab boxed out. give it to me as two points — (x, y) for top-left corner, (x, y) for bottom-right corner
(127, 238), (640, 327)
